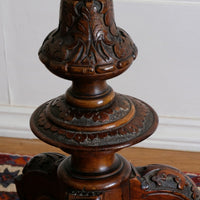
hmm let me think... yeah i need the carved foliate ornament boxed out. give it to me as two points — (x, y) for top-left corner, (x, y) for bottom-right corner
(39, 0), (137, 80)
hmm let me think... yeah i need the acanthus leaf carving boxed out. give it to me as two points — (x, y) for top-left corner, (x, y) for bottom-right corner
(39, 0), (137, 79)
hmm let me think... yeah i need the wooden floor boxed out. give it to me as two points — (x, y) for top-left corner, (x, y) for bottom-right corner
(0, 137), (199, 173)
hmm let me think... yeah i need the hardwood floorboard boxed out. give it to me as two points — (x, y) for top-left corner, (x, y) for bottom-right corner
(0, 137), (199, 173)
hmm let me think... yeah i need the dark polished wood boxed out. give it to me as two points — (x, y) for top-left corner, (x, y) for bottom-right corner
(15, 0), (200, 199)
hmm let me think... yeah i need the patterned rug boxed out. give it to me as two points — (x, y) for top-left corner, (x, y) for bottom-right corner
(0, 153), (31, 200)
(0, 153), (200, 200)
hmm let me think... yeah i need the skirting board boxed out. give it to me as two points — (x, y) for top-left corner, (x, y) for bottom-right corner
(0, 105), (200, 152)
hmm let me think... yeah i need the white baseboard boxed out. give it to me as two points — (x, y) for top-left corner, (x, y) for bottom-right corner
(0, 105), (200, 152)
(0, 105), (35, 139)
(135, 117), (200, 152)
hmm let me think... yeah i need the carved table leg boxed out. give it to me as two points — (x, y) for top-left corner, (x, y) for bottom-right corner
(130, 164), (200, 200)
(15, 153), (67, 200)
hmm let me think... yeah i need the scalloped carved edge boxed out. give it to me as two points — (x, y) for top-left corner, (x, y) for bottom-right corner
(30, 94), (157, 150)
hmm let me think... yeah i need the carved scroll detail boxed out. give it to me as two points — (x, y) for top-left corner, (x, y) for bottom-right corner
(132, 164), (200, 200)
(15, 153), (67, 200)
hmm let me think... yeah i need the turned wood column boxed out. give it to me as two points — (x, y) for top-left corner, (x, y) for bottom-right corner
(15, 0), (200, 200)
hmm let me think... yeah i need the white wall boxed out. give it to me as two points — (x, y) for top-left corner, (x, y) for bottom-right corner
(0, 0), (200, 151)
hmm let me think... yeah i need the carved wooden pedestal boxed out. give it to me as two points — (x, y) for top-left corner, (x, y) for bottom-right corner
(15, 0), (200, 199)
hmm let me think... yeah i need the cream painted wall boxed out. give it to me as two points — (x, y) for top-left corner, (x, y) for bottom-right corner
(0, 3), (9, 104)
(0, 0), (200, 151)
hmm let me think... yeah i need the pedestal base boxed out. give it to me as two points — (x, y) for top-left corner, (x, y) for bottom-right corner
(15, 153), (200, 200)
